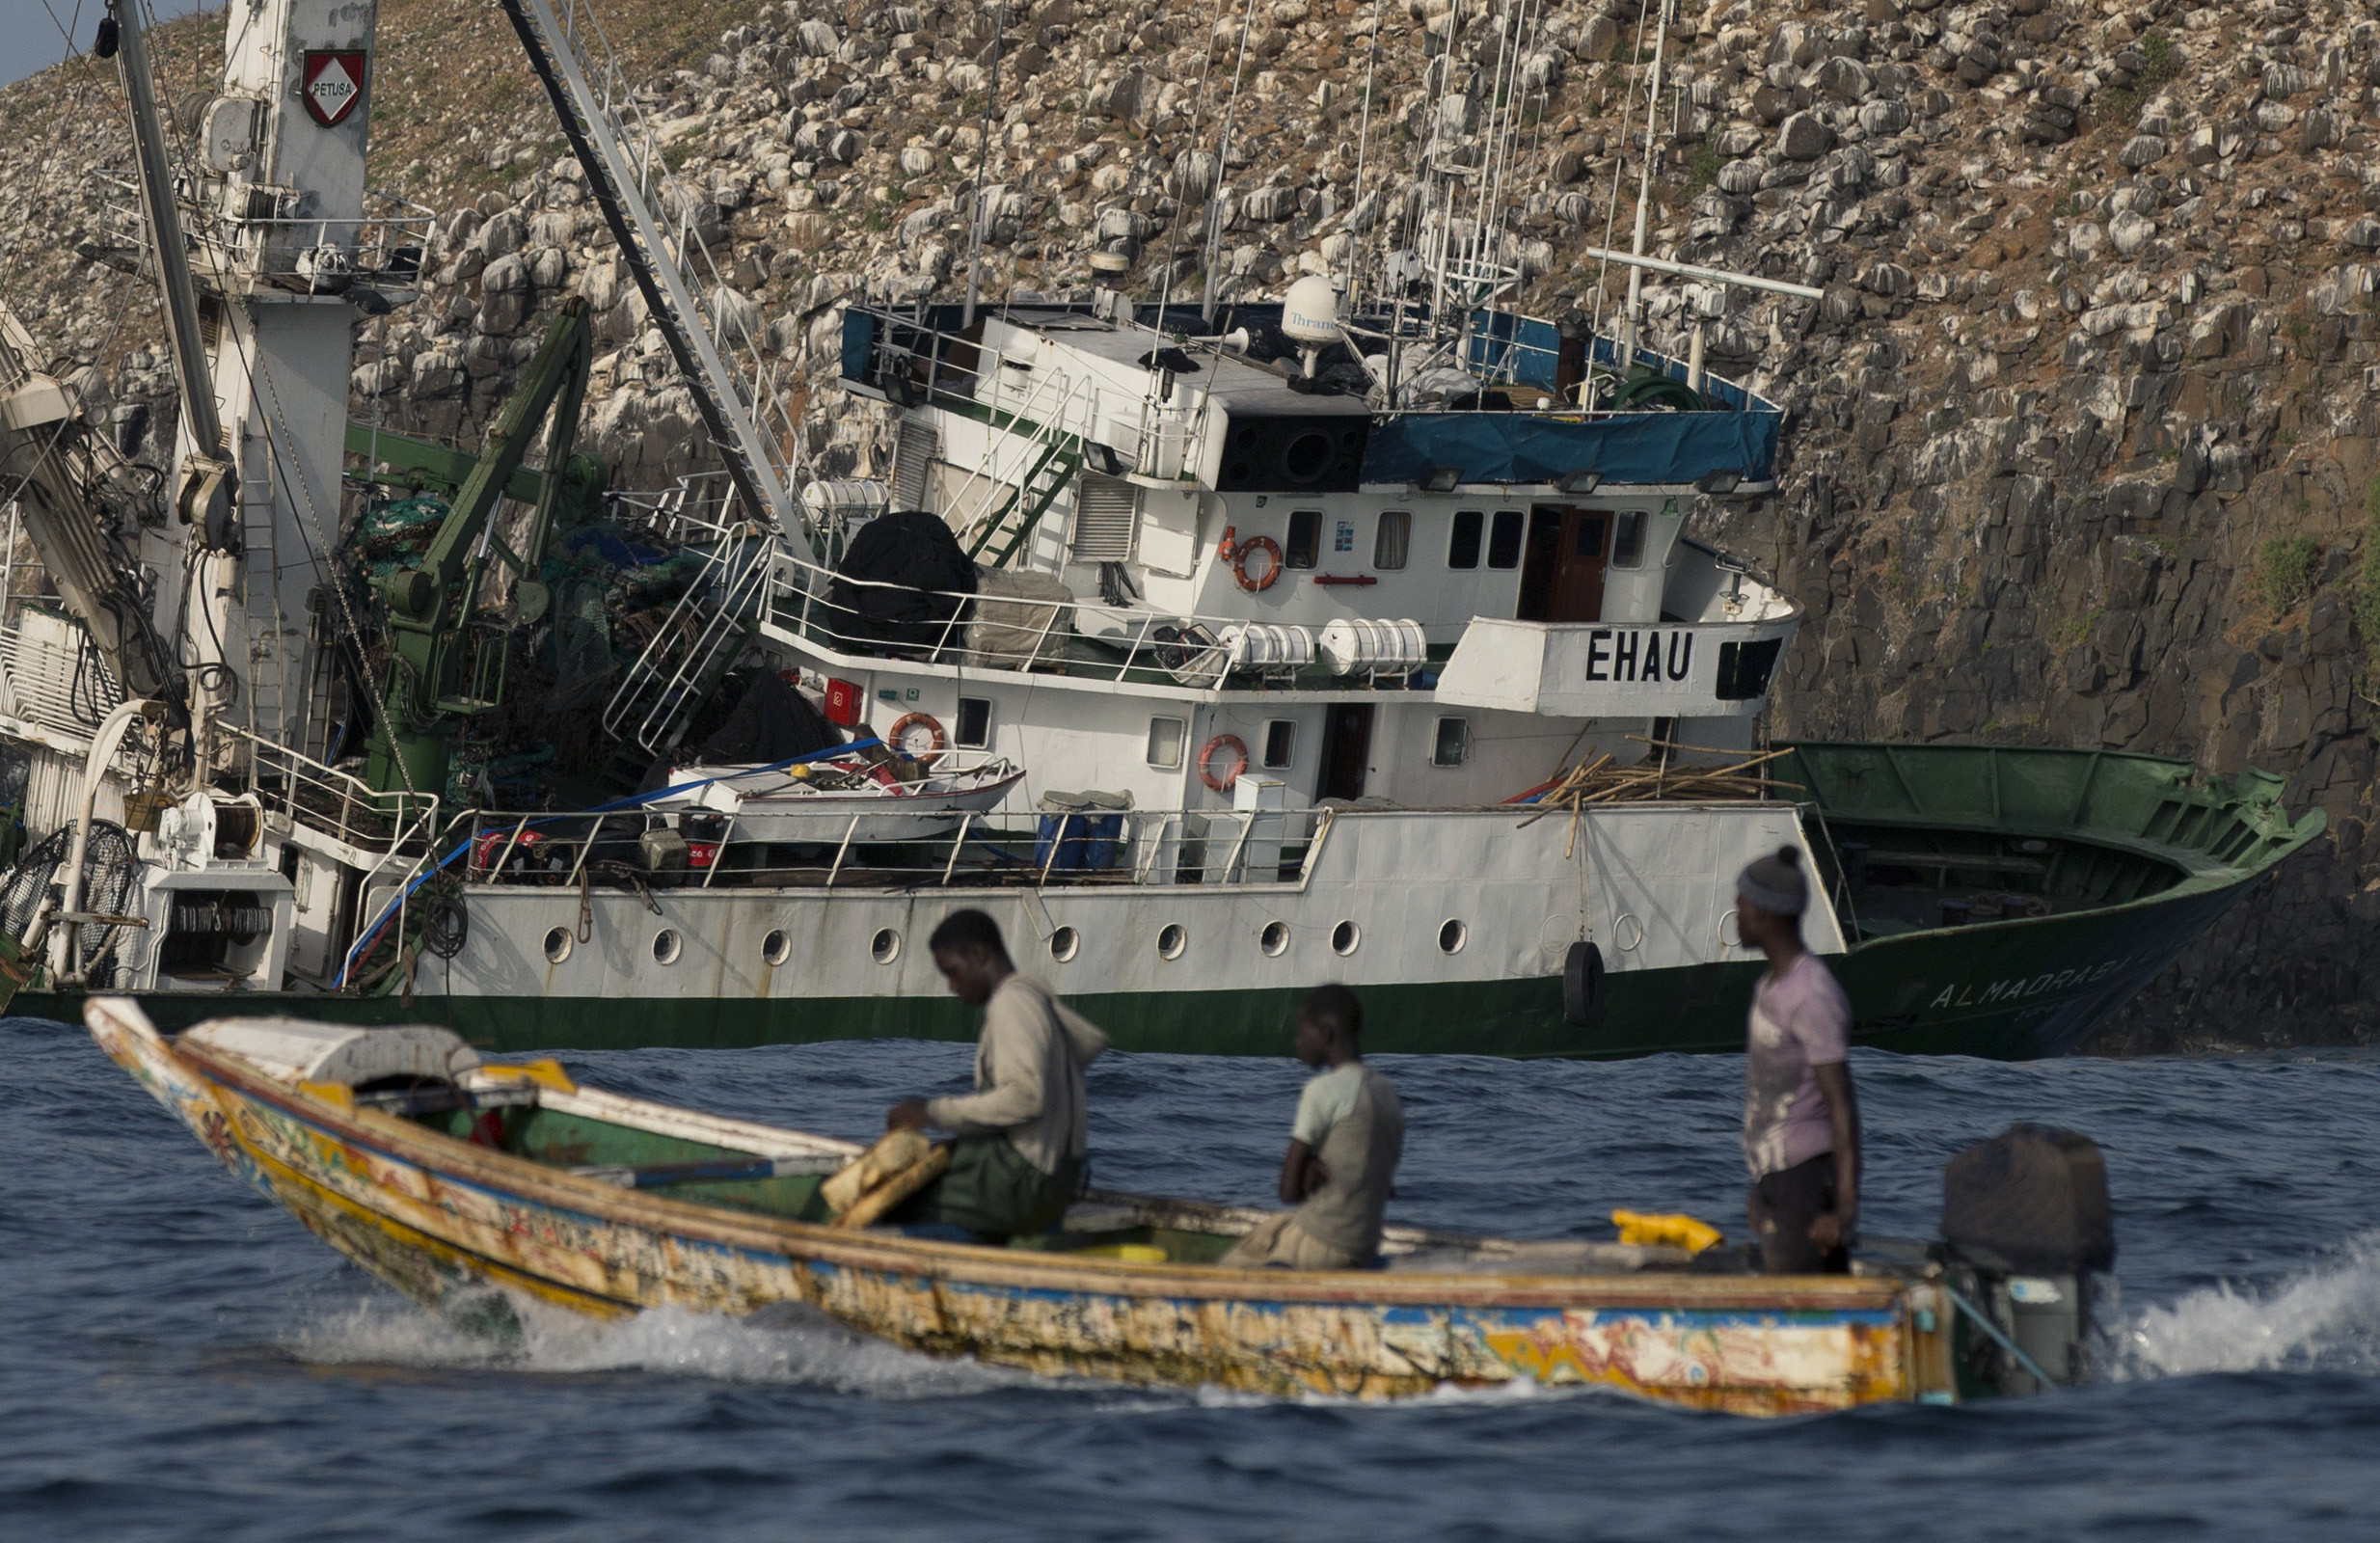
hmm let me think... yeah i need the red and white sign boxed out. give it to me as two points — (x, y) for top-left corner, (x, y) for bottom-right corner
(302, 50), (366, 127)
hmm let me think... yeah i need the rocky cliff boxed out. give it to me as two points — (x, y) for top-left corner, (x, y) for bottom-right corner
(3, 0), (2378, 1050)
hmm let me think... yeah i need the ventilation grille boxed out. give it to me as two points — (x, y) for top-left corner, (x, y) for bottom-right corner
(1069, 472), (1139, 562)
(890, 416), (937, 511)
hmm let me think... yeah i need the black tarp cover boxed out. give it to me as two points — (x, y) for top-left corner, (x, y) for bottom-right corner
(825, 510), (976, 655)
(690, 668), (845, 766)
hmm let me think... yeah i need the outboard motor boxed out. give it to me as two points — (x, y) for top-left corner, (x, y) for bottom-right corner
(1939, 1124), (2115, 1394)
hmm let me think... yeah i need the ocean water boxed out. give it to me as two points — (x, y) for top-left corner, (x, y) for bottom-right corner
(5, 1014), (2379, 1541)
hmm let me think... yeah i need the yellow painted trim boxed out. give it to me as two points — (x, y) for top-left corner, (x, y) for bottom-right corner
(297, 1080), (357, 1115)
(477, 1058), (576, 1094)
(230, 1110), (635, 1320)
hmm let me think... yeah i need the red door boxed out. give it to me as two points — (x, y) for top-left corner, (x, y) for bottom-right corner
(1516, 505), (1608, 623)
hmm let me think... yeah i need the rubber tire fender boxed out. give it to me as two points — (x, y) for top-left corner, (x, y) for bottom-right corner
(1562, 939), (1606, 1028)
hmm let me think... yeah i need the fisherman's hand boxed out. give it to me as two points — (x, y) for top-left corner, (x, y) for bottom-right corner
(1806, 1209), (1852, 1251)
(886, 1098), (932, 1131)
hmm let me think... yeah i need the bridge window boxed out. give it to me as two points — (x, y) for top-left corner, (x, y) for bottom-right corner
(1285, 509), (1321, 569)
(1716, 638), (1783, 701)
(1448, 509), (1483, 569)
(1487, 509), (1524, 569)
(1262, 719), (1296, 769)
(1374, 511), (1410, 570)
(1611, 509), (1646, 569)
(955, 697), (991, 748)
(1432, 717), (1469, 767)
(1147, 716), (1186, 768)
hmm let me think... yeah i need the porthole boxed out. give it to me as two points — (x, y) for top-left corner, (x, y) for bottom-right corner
(652, 928), (683, 965)
(1331, 920), (1361, 956)
(1156, 923), (1188, 961)
(1050, 926), (1080, 962)
(1259, 920), (1289, 957)
(1717, 909), (1743, 949)
(1438, 919), (1467, 955)
(763, 929), (791, 966)
(871, 927), (902, 964)
(1613, 913), (1645, 952)
(543, 926), (572, 964)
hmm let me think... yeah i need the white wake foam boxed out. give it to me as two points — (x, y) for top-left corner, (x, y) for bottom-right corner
(286, 1292), (1037, 1398)
(2125, 1235), (2380, 1378)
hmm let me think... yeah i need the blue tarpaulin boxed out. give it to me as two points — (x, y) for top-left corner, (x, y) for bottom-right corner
(1463, 312), (1767, 413)
(1361, 408), (1779, 488)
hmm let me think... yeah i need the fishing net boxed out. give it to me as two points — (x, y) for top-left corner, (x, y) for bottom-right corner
(0, 820), (140, 985)
(348, 494), (449, 579)
(548, 572), (616, 712)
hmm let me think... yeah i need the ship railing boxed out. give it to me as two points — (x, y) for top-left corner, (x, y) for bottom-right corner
(0, 611), (123, 749)
(90, 171), (435, 302)
(842, 298), (1778, 425)
(762, 550), (1315, 690)
(843, 304), (1206, 486)
(223, 724), (441, 860)
(600, 505), (785, 754)
(447, 798), (1335, 892)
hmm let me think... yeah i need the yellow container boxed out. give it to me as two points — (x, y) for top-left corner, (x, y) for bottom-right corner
(1612, 1209), (1723, 1254)
(1074, 1243), (1168, 1263)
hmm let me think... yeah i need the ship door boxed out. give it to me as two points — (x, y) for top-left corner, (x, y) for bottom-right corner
(1516, 505), (1609, 623)
(1318, 704), (1374, 801)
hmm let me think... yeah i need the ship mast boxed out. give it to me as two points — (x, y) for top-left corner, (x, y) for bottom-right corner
(115, 0), (402, 781)
(1619, 0), (1673, 361)
(106, 0), (231, 536)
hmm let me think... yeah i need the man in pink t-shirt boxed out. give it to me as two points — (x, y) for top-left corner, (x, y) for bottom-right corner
(1735, 845), (1860, 1274)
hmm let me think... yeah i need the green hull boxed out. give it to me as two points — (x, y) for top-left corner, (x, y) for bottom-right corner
(11, 743), (2320, 1061)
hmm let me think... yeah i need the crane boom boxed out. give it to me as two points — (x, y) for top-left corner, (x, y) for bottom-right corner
(0, 303), (181, 705)
(364, 297), (604, 806)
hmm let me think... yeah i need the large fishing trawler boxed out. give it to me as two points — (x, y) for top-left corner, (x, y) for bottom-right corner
(0, 0), (2318, 1056)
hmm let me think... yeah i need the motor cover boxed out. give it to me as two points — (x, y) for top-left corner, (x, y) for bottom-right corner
(1941, 1123), (2114, 1275)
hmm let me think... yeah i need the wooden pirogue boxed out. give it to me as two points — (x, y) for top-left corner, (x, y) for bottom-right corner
(89, 997), (1983, 1415)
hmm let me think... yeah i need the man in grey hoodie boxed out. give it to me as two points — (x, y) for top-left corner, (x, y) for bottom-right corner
(887, 908), (1110, 1240)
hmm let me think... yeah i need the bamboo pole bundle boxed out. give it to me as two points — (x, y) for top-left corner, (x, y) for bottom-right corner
(1517, 740), (1801, 853)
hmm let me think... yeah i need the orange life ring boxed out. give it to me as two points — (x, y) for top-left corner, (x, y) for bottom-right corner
(1199, 733), (1249, 792)
(885, 711), (947, 765)
(1232, 534), (1283, 592)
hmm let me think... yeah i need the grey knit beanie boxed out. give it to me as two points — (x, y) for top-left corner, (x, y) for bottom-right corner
(1737, 845), (1807, 916)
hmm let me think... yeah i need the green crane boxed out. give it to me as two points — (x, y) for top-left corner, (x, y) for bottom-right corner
(361, 297), (605, 810)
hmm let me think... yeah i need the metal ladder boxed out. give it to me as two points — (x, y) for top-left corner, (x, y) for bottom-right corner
(968, 437), (1084, 569)
(955, 370), (1088, 568)
(235, 471), (286, 748)
(600, 507), (778, 762)
(500, 0), (813, 559)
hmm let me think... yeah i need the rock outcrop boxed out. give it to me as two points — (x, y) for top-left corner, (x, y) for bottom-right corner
(4, 0), (2379, 1050)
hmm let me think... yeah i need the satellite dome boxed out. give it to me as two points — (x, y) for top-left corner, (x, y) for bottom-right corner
(1281, 275), (1340, 344)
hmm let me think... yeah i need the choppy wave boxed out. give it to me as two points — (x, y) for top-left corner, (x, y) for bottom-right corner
(2124, 1234), (2380, 1378)
(22, 1018), (2380, 1539)
(284, 1291), (1036, 1398)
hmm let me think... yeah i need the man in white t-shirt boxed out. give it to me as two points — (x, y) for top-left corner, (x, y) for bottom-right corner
(1735, 844), (1860, 1274)
(1221, 985), (1404, 1270)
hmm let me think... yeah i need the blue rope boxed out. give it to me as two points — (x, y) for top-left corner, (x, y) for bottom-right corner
(1941, 1283), (2064, 1393)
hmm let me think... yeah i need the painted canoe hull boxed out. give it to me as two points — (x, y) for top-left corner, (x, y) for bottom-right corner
(18, 851), (2287, 1058)
(87, 1003), (1957, 1413)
